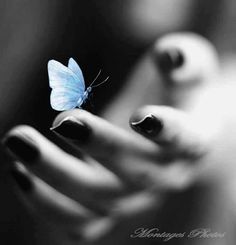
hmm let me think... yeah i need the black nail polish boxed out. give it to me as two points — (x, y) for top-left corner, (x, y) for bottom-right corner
(11, 168), (32, 192)
(51, 118), (91, 143)
(131, 115), (163, 136)
(4, 136), (39, 163)
(157, 49), (184, 72)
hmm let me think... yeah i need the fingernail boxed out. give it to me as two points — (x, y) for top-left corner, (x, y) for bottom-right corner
(131, 115), (163, 136)
(51, 117), (91, 143)
(3, 135), (39, 163)
(157, 49), (184, 72)
(11, 167), (32, 192)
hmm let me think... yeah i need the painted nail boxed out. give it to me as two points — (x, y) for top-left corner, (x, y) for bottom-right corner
(3, 135), (39, 163)
(11, 167), (32, 192)
(131, 115), (163, 136)
(51, 117), (91, 143)
(157, 49), (184, 72)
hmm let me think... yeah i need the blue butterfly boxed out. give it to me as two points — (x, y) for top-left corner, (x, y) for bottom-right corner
(47, 58), (108, 111)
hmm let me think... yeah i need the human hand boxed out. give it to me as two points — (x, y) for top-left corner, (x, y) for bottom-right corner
(3, 98), (211, 244)
(3, 33), (235, 245)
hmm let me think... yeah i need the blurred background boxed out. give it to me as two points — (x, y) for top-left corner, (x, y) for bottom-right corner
(0, 0), (236, 244)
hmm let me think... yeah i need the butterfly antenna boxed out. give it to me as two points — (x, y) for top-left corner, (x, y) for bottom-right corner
(91, 76), (109, 88)
(89, 70), (102, 87)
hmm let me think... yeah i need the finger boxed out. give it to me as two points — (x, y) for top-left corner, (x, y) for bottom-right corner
(154, 32), (219, 84)
(52, 110), (198, 191)
(130, 105), (210, 159)
(82, 190), (163, 242)
(153, 32), (220, 108)
(3, 125), (124, 212)
(52, 109), (165, 187)
(10, 162), (94, 226)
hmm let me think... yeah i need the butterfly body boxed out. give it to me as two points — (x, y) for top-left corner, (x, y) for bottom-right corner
(77, 87), (92, 108)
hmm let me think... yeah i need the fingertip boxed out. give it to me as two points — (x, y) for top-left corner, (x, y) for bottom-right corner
(129, 106), (164, 138)
(130, 114), (163, 137)
(129, 106), (150, 126)
(2, 125), (37, 151)
(52, 109), (86, 128)
(51, 116), (91, 143)
(2, 126), (40, 164)
(3, 124), (34, 137)
(153, 32), (219, 84)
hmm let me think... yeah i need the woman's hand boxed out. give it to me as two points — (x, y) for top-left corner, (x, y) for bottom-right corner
(3, 33), (235, 245)
(3, 102), (209, 245)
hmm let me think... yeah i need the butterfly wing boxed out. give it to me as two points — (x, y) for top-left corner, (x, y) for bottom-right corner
(48, 59), (84, 111)
(48, 60), (84, 92)
(50, 88), (83, 111)
(68, 58), (85, 89)
(67, 58), (87, 108)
